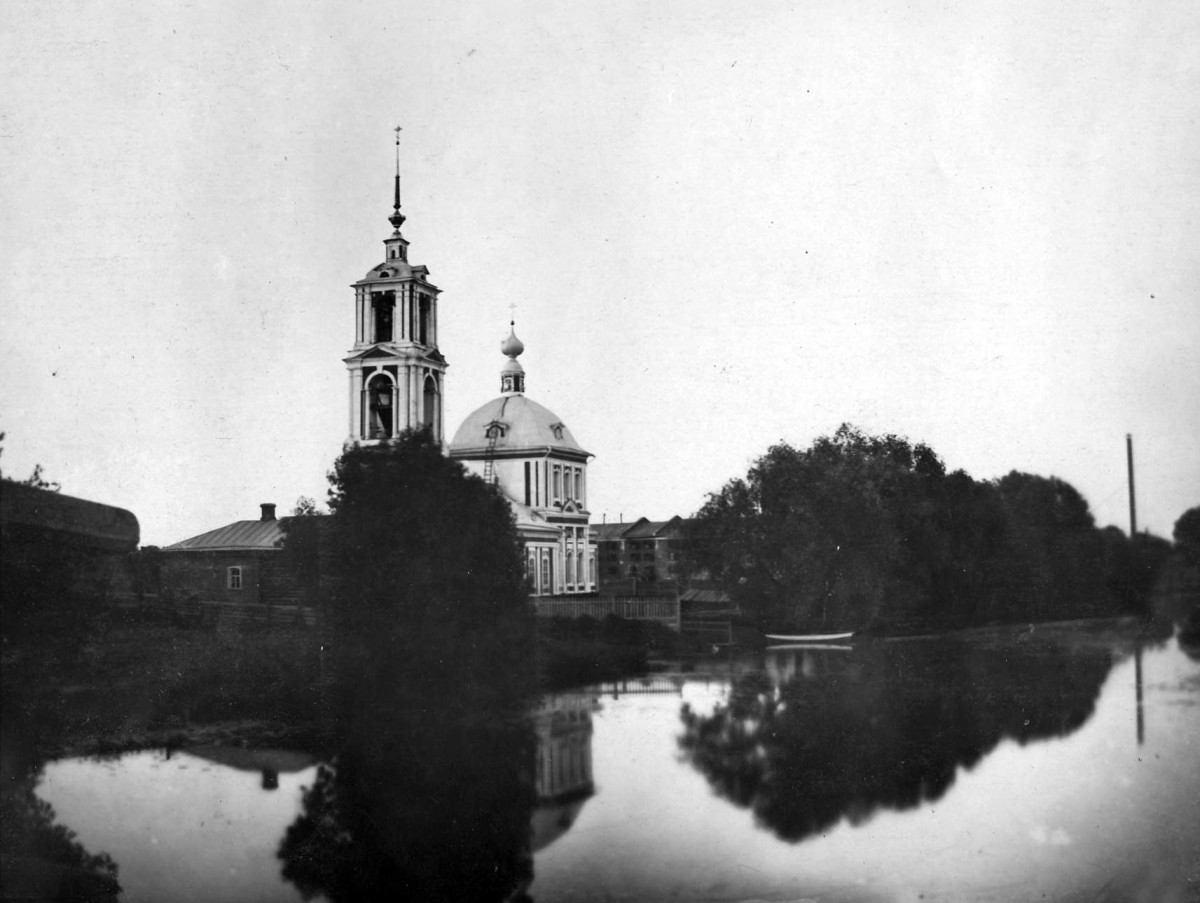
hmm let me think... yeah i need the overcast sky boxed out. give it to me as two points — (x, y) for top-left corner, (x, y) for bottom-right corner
(2, 0), (1197, 546)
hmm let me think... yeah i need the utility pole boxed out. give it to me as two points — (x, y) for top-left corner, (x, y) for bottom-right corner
(1126, 433), (1138, 536)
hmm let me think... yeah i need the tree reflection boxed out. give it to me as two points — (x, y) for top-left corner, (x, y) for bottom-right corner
(277, 623), (539, 902)
(679, 639), (1116, 844)
(0, 761), (120, 902)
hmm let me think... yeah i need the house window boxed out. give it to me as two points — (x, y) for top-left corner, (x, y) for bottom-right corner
(227, 566), (243, 590)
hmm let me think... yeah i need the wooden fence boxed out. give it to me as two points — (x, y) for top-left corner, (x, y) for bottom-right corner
(111, 595), (319, 629)
(533, 595), (681, 631)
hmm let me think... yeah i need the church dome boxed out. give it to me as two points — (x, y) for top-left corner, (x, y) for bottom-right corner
(449, 395), (589, 456)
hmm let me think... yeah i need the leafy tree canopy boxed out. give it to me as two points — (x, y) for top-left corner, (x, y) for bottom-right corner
(284, 428), (531, 641)
(1174, 506), (1200, 555)
(686, 424), (1162, 632)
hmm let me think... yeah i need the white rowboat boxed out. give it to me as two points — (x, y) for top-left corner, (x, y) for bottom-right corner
(764, 631), (854, 642)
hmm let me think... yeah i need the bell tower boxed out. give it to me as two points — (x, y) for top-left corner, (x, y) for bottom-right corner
(344, 128), (448, 443)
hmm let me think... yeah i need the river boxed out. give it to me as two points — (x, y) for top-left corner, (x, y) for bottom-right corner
(25, 622), (1200, 901)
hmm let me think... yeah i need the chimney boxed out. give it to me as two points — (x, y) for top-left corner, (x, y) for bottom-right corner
(260, 503), (277, 521)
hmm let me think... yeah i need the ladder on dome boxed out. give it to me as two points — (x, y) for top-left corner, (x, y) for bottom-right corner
(483, 427), (500, 484)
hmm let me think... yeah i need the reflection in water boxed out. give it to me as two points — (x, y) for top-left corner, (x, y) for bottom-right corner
(0, 764), (121, 903)
(277, 623), (540, 903)
(679, 637), (1117, 844)
(531, 692), (598, 852)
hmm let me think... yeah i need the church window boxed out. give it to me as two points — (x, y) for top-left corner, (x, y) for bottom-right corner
(524, 462), (531, 506)
(227, 566), (242, 590)
(541, 554), (552, 594)
(574, 469), (582, 504)
(589, 555), (597, 587)
(553, 466), (562, 502)
(566, 551), (575, 588)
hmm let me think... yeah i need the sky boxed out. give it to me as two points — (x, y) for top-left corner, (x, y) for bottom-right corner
(2, 0), (1198, 547)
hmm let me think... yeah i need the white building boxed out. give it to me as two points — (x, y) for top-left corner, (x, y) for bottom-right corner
(449, 326), (597, 596)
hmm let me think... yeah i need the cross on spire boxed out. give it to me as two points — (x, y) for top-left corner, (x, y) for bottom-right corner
(389, 125), (405, 232)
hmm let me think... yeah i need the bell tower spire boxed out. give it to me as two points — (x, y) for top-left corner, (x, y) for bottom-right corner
(389, 125), (406, 233)
(343, 128), (447, 444)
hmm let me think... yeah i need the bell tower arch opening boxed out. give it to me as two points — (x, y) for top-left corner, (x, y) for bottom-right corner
(422, 374), (438, 433)
(366, 373), (396, 440)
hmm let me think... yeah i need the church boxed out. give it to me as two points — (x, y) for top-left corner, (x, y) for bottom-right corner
(343, 139), (595, 596)
(448, 325), (596, 596)
(163, 138), (595, 599)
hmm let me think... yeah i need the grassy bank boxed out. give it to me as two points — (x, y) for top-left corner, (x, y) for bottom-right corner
(2, 609), (699, 761)
(1, 616), (326, 762)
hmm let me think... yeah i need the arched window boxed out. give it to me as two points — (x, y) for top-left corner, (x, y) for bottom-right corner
(366, 374), (394, 439)
(566, 551), (575, 588)
(422, 376), (437, 433)
(541, 554), (551, 595)
(227, 566), (242, 590)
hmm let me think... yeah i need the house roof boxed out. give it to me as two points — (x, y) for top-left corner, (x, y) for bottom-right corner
(594, 522), (634, 541)
(163, 517), (289, 552)
(596, 516), (689, 541)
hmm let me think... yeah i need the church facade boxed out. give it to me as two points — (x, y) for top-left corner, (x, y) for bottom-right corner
(448, 327), (596, 596)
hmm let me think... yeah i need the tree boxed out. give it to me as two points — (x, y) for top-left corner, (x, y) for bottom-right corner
(687, 425), (1151, 632)
(686, 425), (945, 630)
(282, 429), (535, 695)
(278, 497), (323, 606)
(0, 431), (60, 492)
(1174, 507), (1200, 560)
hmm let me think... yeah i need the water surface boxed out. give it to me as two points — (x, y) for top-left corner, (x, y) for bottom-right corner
(31, 625), (1200, 901)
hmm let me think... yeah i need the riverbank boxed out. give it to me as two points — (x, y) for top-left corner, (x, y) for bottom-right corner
(1, 609), (695, 763)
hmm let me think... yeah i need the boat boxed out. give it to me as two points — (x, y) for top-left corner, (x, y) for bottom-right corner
(764, 631), (855, 643)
